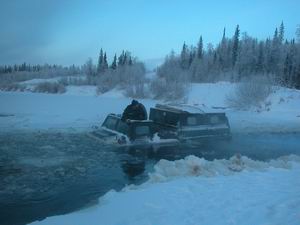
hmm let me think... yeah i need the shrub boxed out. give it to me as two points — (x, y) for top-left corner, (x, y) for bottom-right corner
(33, 82), (66, 94)
(0, 83), (26, 91)
(226, 76), (274, 109)
(150, 77), (189, 101)
(58, 77), (88, 86)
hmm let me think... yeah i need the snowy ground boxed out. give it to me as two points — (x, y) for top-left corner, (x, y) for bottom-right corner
(29, 155), (300, 225)
(0, 81), (299, 133)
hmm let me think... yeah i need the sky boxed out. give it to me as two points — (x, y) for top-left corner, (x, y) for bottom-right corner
(0, 0), (299, 66)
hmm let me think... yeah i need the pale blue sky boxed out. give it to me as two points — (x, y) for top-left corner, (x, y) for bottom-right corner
(0, 0), (299, 65)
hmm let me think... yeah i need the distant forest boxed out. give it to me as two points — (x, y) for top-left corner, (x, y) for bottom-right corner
(158, 22), (300, 89)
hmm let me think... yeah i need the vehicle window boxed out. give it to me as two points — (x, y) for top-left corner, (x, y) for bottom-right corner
(210, 116), (220, 124)
(187, 116), (197, 125)
(116, 120), (129, 134)
(135, 126), (150, 136)
(103, 117), (118, 130)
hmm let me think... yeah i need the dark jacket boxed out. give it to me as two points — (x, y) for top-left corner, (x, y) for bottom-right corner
(121, 103), (147, 121)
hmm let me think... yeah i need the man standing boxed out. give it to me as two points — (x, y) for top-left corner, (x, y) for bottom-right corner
(121, 100), (147, 121)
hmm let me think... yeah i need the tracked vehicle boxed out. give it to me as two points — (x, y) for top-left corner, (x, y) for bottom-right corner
(88, 104), (231, 146)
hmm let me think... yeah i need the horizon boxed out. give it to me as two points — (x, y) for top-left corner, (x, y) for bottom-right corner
(0, 0), (299, 66)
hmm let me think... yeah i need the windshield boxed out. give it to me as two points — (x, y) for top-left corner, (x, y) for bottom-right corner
(135, 125), (150, 136)
(103, 116), (118, 130)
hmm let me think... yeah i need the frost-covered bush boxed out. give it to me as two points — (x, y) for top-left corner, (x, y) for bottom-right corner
(226, 76), (274, 109)
(33, 82), (66, 94)
(150, 53), (189, 101)
(94, 62), (147, 97)
(58, 77), (88, 86)
(124, 83), (148, 98)
(150, 77), (188, 100)
(0, 83), (26, 91)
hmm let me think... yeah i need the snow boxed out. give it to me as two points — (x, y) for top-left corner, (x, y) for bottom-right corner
(29, 155), (300, 225)
(187, 82), (300, 133)
(65, 85), (97, 96)
(1, 82), (300, 133)
(0, 90), (156, 132)
(19, 77), (63, 85)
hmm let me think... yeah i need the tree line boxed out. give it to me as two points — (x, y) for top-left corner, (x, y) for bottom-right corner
(0, 63), (81, 74)
(158, 22), (300, 89)
(84, 49), (146, 97)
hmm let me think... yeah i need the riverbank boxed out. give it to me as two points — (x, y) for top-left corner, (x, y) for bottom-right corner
(29, 155), (300, 225)
(1, 82), (299, 134)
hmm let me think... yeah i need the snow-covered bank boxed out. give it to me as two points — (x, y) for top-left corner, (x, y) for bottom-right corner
(0, 88), (156, 132)
(29, 155), (300, 225)
(187, 82), (300, 133)
(0, 82), (300, 133)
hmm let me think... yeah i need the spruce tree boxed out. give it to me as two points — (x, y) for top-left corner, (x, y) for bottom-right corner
(123, 52), (128, 65)
(232, 25), (240, 67)
(256, 41), (264, 72)
(103, 52), (108, 70)
(180, 42), (189, 69)
(128, 56), (133, 65)
(279, 21), (284, 44)
(118, 50), (125, 66)
(111, 54), (117, 69)
(97, 48), (104, 74)
(197, 36), (203, 59)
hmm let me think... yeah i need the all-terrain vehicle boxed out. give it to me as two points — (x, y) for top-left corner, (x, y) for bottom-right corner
(88, 104), (231, 146)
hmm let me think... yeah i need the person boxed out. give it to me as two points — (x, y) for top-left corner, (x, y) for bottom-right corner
(121, 100), (147, 121)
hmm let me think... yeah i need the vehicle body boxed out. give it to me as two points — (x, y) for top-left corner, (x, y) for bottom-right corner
(149, 104), (231, 141)
(89, 104), (231, 146)
(88, 114), (155, 146)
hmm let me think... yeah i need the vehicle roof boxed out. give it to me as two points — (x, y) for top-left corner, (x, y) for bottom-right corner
(107, 113), (152, 123)
(154, 104), (205, 114)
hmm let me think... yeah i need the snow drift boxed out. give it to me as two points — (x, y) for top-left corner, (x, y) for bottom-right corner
(29, 154), (300, 225)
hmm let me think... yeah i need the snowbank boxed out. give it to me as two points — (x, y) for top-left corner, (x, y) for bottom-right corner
(187, 82), (300, 133)
(29, 155), (300, 225)
(147, 154), (300, 182)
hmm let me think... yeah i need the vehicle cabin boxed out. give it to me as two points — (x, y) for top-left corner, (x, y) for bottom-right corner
(149, 104), (231, 140)
(101, 114), (153, 141)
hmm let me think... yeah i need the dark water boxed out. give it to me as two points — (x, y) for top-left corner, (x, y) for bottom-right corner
(0, 132), (300, 225)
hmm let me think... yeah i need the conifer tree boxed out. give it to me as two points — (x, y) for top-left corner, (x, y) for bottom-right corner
(103, 52), (108, 70)
(197, 36), (203, 59)
(279, 21), (285, 44)
(123, 52), (128, 65)
(118, 50), (125, 66)
(180, 42), (189, 69)
(128, 56), (133, 65)
(232, 25), (240, 67)
(111, 54), (117, 69)
(97, 48), (104, 74)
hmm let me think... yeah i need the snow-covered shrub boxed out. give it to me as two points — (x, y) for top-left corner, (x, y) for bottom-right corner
(58, 77), (88, 86)
(33, 82), (66, 94)
(150, 77), (188, 100)
(118, 63), (147, 98)
(124, 83), (147, 98)
(150, 54), (189, 101)
(0, 83), (26, 91)
(226, 76), (274, 109)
